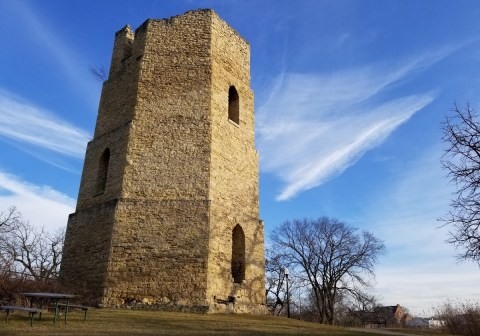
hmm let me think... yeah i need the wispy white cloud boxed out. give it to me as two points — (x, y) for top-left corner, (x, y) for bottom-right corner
(257, 49), (456, 200)
(0, 171), (75, 232)
(6, 1), (100, 107)
(0, 90), (90, 159)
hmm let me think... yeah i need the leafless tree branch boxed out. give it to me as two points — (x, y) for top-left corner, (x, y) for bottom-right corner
(441, 103), (480, 264)
(89, 64), (108, 82)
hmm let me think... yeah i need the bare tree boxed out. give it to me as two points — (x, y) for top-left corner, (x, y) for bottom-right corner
(265, 248), (288, 315)
(0, 207), (21, 273)
(349, 290), (379, 312)
(0, 207), (64, 280)
(442, 103), (480, 264)
(270, 217), (385, 325)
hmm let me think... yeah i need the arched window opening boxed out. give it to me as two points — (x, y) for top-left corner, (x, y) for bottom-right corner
(228, 85), (239, 124)
(95, 148), (110, 195)
(231, 224), (245, 283)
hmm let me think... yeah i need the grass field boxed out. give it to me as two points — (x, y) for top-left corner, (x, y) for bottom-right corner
(0, 309), (447, 336)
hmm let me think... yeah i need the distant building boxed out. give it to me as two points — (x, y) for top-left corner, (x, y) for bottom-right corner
(406, 317), (444, 329)
(406, 317), (429, 328)
(375, 304), (411, 327)
(350, 304), (411, 328)
(349, 310), (387, 328)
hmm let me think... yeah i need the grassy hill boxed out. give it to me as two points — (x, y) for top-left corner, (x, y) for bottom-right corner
(0, 309), (442, 336)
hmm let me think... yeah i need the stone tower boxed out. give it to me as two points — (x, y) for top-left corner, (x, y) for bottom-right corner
(60, 9), (265, 313)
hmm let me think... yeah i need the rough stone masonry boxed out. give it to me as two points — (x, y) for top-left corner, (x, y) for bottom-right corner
(60, 9), (266, 313)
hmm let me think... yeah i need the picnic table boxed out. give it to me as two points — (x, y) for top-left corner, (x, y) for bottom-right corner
(20, 292), (77, 324)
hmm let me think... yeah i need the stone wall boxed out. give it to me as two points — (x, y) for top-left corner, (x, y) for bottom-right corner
(206, 13), (265, 313)
(61, 9), (265, 313)
(61, 200), (117, 302)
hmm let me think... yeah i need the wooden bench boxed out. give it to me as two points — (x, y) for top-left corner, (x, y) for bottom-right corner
(0, 306), (42, 326)
(56, 303), (89, 322)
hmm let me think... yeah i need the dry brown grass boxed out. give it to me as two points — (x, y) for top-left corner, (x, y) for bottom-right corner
(0, 308), (402, 336)
(435, 300), (480, 336)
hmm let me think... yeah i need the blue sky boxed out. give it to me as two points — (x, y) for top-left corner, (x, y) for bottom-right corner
(1, 0), (480, 315)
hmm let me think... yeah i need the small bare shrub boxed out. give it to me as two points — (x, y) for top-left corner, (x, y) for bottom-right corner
(0, 271), (66, 305)
(435, 299), (480, 336)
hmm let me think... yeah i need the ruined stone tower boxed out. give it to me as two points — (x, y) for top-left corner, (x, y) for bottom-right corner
(60, 9), (265, 313)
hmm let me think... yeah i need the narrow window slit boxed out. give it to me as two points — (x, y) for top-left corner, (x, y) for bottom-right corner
(228, 86), (239, 124)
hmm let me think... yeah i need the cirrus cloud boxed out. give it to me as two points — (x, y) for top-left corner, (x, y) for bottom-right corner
(256, 49), (457, 200)
(0, 90), (90, 159)
(0, 171), (75, 232)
